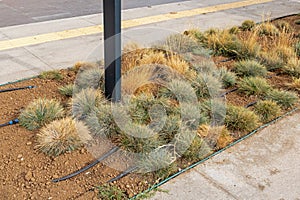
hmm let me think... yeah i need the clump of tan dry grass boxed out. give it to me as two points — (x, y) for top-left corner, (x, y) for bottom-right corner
(283, 57), (300, 78)
(287, 78), (300, 91)
(197, 125), (233, 149)
(36, 117), (91, 156)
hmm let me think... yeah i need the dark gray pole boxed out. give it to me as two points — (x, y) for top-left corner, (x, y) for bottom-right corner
(103, 0), (121, 102)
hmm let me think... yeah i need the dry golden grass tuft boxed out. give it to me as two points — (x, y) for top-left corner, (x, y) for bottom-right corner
(72, 62), (97, 73)
(122, 65), (158, 95)
(36, 117), (91, 156)
(197, 125), (233, 149)
(287, 78), (300, 91)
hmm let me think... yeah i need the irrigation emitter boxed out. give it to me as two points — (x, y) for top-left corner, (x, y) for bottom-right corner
(0, 119), (19, 128)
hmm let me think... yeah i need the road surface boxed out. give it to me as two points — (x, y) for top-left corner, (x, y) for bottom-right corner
(0, 0), (185, 27)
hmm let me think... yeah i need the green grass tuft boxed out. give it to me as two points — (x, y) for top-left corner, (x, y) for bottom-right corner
(283, 58), (300, 78)
(71, 88), (105, 119)
(58, 84), (74, 97)
(19, 98), (64, 130)
(225, 105), (260, 133)
(98, 184), (127, 200)
(216, 67), (237, 88)
(75, 67), (104, 92)
(238, 77), (271, 96)
(257, 23), (279, 36)
(233, 60), (267, 77)
(253, 100), (282, 123)
(39, 70), (63, 80)
(265, 89), (298, 109)
(240, 20), (256, 31)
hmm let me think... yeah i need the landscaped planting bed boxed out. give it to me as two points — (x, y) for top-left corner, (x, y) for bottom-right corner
(0, 14), (299, 199)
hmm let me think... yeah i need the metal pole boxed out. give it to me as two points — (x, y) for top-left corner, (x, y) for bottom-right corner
(103, 0), (122, 102)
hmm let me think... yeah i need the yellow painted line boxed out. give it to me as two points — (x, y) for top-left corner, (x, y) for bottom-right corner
(0, 0), (273, 51)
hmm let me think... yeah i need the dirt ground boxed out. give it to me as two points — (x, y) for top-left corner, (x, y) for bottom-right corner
(0, 15), (299, 200)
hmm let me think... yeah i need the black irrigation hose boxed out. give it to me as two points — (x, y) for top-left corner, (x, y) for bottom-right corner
(52, 147), (119, 183)
(0, 119), (19, 127)
(245, 101), (258, 108)
(107, 166), (139, 183)
(0, 85), (36, 93)
(220, 87), (238, 97)
(216, 57), (236, 64)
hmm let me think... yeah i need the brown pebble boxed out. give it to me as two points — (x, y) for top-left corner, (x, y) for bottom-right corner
(52, 174), (59, 179)
(26, 142), (32, 145)
(25, 171), (33, 181)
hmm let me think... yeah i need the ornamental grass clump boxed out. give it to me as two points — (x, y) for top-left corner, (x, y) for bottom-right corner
(253, 100), (282, 123)
(295, 41), (300, 57)
(200, 99), (226, 125)
(58, 84), (74, 97)
(118, 123), (162, 153)
(238, 77), (271, 96)
(75, 67), (104, 92)
(181, 134), (206, 161)
(233, 60), (267, 77)
(205, 30), (242, 57)
(215, 67), (237, 88)
(265, 89), (298, 109)
(36, 117), (91, 156)
(19, 98), (64, 130)
(85, 104), (117, 137)
(274, 20), (293, 33)
(240, 20), (256, 31)
(158, 33), (198, 54)
(256, 22), (279, 36)
(39, 70), (63, 80)
(72, 62), (97, 73)
(71, 88), (105, 120)
(225, 105), (260, 133)
(192, 74), (222, 99)
(288, 78), (300, 91)
(237, 30), (261, 59)
(197, 125), (233, 149)
(137, 145), (177, 173)
(283, 57), (300, 78)
(97, 184), (127, 200)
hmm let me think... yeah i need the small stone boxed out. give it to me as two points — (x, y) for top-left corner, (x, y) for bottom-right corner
(52, 174), (59, 179)
(25, 171), (33, 181)
(80, 148), (85, 154)
(26, 142), (32, 145)
(17, 154), (22, 159)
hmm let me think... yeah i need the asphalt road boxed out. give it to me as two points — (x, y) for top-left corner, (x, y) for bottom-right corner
(0, 0), (185, 27)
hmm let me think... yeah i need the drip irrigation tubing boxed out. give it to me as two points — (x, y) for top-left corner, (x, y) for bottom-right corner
(0, 119), (19, 128)
(216, 57), (235, 64)
(220, 87), (238, 97)
(52, 147), (119, 183)
(245, 101), (257, 108)
(0, 85), (36, 93)
(0, 76), (38, 87)
(107, 166), (139, 183)
(131, 107), (299, 199)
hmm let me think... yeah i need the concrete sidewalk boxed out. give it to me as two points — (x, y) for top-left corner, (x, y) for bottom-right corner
(0, 0), (299, 84)
(152, 110), (300, 199)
